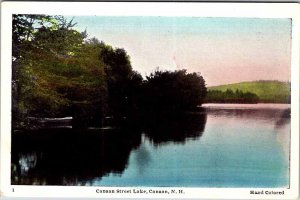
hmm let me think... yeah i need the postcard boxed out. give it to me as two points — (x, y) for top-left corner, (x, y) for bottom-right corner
(1, 2), (299, 199)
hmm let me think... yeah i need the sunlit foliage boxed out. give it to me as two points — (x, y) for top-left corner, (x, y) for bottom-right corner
(12, 15), (207, 129)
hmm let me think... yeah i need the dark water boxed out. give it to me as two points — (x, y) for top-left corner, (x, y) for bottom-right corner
(11, 104), (290, 187)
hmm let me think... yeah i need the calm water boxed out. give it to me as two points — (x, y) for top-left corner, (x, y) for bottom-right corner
(11, 104), (290, 187)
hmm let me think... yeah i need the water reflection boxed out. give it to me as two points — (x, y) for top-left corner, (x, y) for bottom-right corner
(274, 109), (291, 160)
(204, 105), (290, 129)
(18, 152), (37, 175)
(134, 143), (151, 175)
(12, 105), (289, 187)
(205, 107), (288, 120)
(11, 128), (142, 185)
(11, 111), (207, 185)
(275, 108), (291, 129)
(142, 112), (207, 145)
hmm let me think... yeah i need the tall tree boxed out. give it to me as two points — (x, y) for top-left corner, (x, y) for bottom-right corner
(12, 15), (107, 128)
(99, 43), (143, 120)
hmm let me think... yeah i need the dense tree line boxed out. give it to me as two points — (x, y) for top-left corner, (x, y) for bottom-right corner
(205, 89), (259, 103)
(142, 69), (206, 113)
(12, 15), (207, 129)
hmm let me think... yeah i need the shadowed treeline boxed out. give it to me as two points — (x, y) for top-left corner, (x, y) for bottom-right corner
(208, 81), (291, 104)
(11, 14), (290, 187)
(11, 15), (208, 185)
(205, 89), (259, 104)
(12, 15), (207, 130)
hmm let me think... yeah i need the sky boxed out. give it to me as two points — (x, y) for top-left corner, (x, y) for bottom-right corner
(69, 16), (291, 86)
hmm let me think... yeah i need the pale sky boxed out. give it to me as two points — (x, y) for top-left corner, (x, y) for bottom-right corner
(69, 16), (291, 86)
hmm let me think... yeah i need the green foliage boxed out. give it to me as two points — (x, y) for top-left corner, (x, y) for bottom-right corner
(12, 15), (107, 128)
(12, 15), (72, 127)
(209, 81), (290, 103)
(206, 89), (259, 103)
(143, 69), (207, 113)
(99, 43), (143, 118)
(12, 15), (206, 130)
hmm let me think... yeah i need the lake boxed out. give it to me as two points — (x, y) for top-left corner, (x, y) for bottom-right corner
(11, 104), (290, 187)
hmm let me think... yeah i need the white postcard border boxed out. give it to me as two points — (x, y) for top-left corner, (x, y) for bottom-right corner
(1, 2), (299, 199)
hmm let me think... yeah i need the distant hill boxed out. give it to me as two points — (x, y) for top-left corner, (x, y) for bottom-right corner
(208, 80), (290, 103)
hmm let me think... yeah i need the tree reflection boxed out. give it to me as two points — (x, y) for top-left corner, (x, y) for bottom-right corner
(205, 107), (289, 121)
(11, 128), (142, 185)
(142, 111), (207, 145)
(11, 110), (208, 185)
